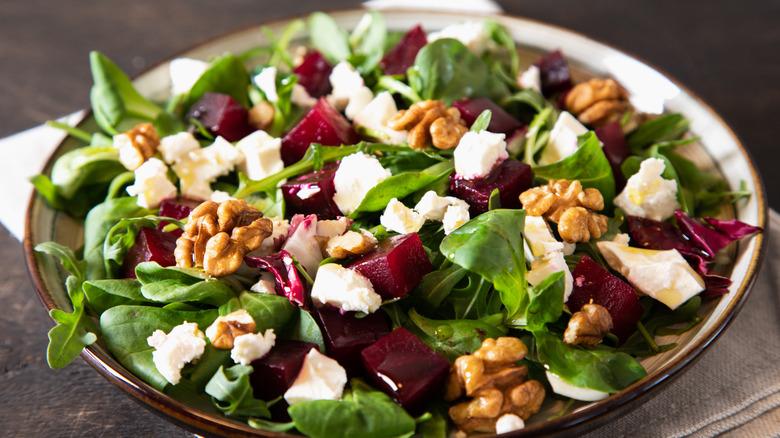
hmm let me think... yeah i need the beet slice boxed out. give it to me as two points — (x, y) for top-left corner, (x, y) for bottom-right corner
(380, 24), (428, 76)
(451, 97), (524, 137)
(568, 256), (643, 344)
(250, 339), (318, 420)
(449, 158), (533, 216)
(156, 196), (204, 237)
(185, 92), (252, 142)
(280, 98), (358, 165)
(119, 227), (178, 279)
(280, 161), (341, 219)
(361, 328), (450, 413)
(595, 121), (631, 191)
(314, 305), (391, 376)
(534, 50), (572, 98)
(348, 233), (433, 300)
(245, 250), (307, 309)
(293, 50), (333, 98)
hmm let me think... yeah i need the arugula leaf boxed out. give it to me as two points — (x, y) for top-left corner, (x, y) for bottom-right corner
(308, 12), (351, 63)
(440, 209), (527, 316)
(348, 11), (386, 74)
(407, 309), (505, 361)
(414, 262), (468, 308)
(46, 276), (98, 368)
(184, 53), (251, 111)
(34, 242), (86, 281)
(626, 113), (689, 154)
(470, 110), (492, 133)
(288, 379), (417, 438)
(135, 262), (237, 307)
(205, 365), (272, 419)
(446, 272), (497, 320)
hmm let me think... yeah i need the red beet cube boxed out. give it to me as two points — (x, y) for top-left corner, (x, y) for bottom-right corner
(280, 162), (341, 219)
(535, 50), (573, 98)
(348, 233), (433, 300)
(451, 97), (524, 137)
(595, 121), (631, 191)
(119, 227), (178, 279)
(293, 50), (333, 98)
(449, 158), (533, 215)
(314, 305), (391, 376)
(280, 98), (358, 165)
(380, 24), (428, 76)
(568, 256), (644, 344)
(185, 92), (252, 142)
(361, 328), (450, 413)
(156, 196), (204, 237)
(250, 339), (318, 401)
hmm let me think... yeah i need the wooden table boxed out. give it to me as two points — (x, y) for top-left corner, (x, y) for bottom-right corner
(1, 1), (777, 436)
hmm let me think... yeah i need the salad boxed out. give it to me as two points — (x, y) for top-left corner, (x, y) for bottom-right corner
(31, 11), (762, 437)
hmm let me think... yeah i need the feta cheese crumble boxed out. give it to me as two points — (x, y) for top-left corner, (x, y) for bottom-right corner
(453, 130), (508, 179)
(311, 263), (382, 314)
(291, 84), (318, 109)
(253, 66), (278, 103)
(353, 91), (407, 144)
(597, 236), (705, 309)
(537, 111), (588, 166)
(332, 152), (392, 215)
(526, 250), (574, 301)
(380, 198), (425, 234)
(158, 132), (200, 165)
(168, 58), (209, 95)
(517, 65), (542, 94)
(413, 191), (468, 222)
(250, 271), (277, 294)
(442, 203), (471, 235)
(235, 130), (284, 181)
(523, 215), (565, 259)
(171, 136), (243, 200)
(614, 157), (680, 221)
(231, 329), (276, 366)
(284, 348), (348, 405)
(428, 21), (489, 56)
(125, 158), (177, 209)
(147, 321), (206, 385)
(327, 61), (370, 112)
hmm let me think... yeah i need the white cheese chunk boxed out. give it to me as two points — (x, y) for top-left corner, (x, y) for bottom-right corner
(209, 190), (234, 203)
(316, 217), (352, 240)
(524, 216), (564, 259)
(545, 371), (610, 401)
(282, 215), (323, 278)
(597, 239), (705, 310)
(413, 191), (468, 222)
(231, 329), (276, 366)
(172, 136), (243, 200)
(147, 321), (206, 385)
(380, 198), (425, 234)
(169, 58), (209, 95)
(327, 61), (365, 111)
(253, 66), (278, 103)
(291, 83), (318, 109)
(158, 132), (200, 165)
(495, 413), (525, 434)
(537, 111), (588, 166)
(353, 91), (407, 144)
(112, 132), (148, 171)
(526, 250), (574, 302)
(246, 217), (290, 258)
(284, 348), (348, 405)
(125, 158), (177, 209)
(345, 86), (374, 121)
(311, 263), (382, 314)
(442, 203), (471, 235)
(614, 157), (680, 221)
(235, 130), (284, 181)
(250, 271), (277, 294)
(517, 65), (542, 94)
(453, 130), (508, 179)
(296, 186), (321, 200)
(333, 152), (392, 215)
(428, 21), (489, 56)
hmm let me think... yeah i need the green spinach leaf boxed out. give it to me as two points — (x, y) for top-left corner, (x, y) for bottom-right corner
(135, 262), (237, 307)
(407, 309), (505, 361)
(184, 53), (251, 111)
(239, 291), (296, 332)
(205, 364), (272, 419)
(308, 12), (351, 63)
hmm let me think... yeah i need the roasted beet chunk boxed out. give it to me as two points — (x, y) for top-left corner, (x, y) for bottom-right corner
(280, 161), (341, 219)
(280, 98), (358, 165)
(314, 305), (391, 376)
(293, 50), (333, 98)
(568, 256), (643, 344)
(185, 92), (252, 142)
(250, 339), (318, 419)
(451, 97), (524, 137)
(361, 328), (450, 413)
(449, 158), (533, 215)
(156, 196), (204, 237)
(380, 24), (428, 76)
(119, 227), (178, 279)
(595, 121), (631, 191)
(535, 50), (573, 98)
(348, 233), (432, 300)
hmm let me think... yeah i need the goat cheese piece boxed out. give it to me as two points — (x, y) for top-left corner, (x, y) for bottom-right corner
(614, 157), (680, 221)
(291, 83), (318, 109)
(526, 250), (574, 302)
(235, 130), (284, 181)
(345, 86), (374, 121)
(112, 132), (148, 171)
(158, 132), (200, 165)
(172, 136), (243, 200)
(443, 203), (471, 235)
(284, 348), (348, 405)
(380, 198), (425, 234)
(537, 111), (588, 166)
(253, 66), (278, 102)
(546, 371), (609, 401)
(147, 321), (206, 385)
(453, 130), (508, 179)
(353, 91), (407, 144)
(517, 65), (542, 94)
(169, 58), (209, 95)
(126, 158), (177, 209)
(311, 263), (382, 314)
(523, 215), (564, 259)
(413, 191), (468, 222)
(250, 271), (277, 294)
(333, 152), (392, 215)
(327, 61), (365, 111)
(597, 239), (705, 310)
(231, 329), (276, 366)
(495, 414), (526, 434)
(428, 21), (489, 56)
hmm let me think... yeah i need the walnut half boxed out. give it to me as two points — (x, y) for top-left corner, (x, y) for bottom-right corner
(388, 100), (468, 150)
(564, 303), (613, 347)
(113, 122), (160, 170)
(205, 309), (257, 349)
(564, 78), (631, 128)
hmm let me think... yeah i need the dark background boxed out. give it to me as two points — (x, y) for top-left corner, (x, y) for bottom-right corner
(0, 1), (777, 436)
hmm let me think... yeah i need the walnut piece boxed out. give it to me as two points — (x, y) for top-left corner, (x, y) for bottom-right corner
(387, 100), (468, 150)
(248, 101), (275, 131)
(205, 309), (257, 349)
(175, 199), (273, 277)
(564, 78), (633, 128)
(445, 337), (544, 433)
(113, 122), (160, 170)
(325, 230), (377, 259)
(519, 179), (608, 243)
(564, 302), (613, 347)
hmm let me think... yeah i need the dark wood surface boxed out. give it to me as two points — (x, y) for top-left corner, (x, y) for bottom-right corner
(1, 1), (777, 437)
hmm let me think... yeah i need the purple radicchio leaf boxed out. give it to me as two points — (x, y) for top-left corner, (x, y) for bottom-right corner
(702, 217), (763, 241)
(245, 249), (308, 309)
